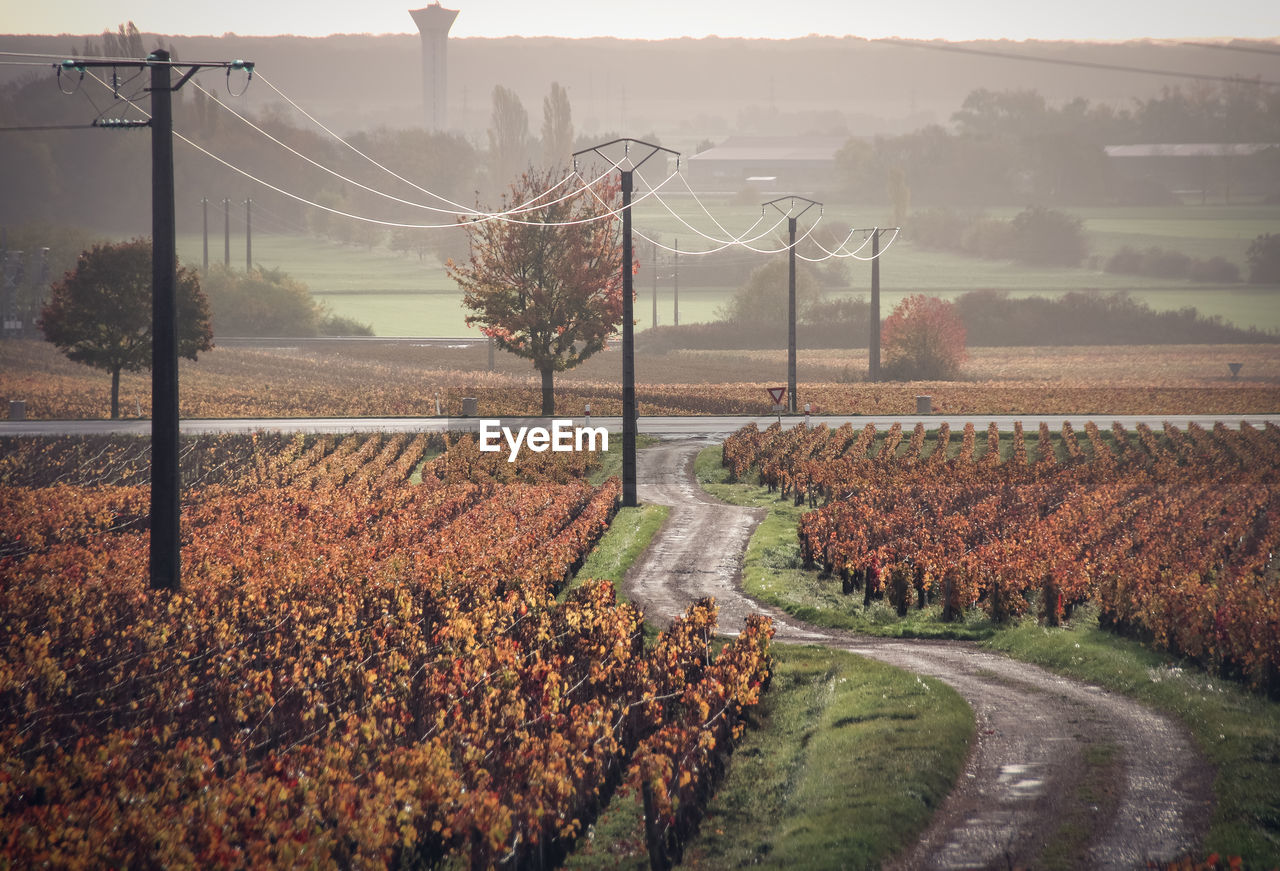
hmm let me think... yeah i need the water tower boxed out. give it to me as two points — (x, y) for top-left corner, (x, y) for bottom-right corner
(409, 4), (459, 131)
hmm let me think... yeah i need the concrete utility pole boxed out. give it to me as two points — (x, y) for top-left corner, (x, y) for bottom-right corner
(223, 197), (231, 267)
(244, 198), (252, 273)
(651, 244), (657, 329)
(149, 50), (181, 592)
(763, 195), (820, 414)
(409, 4), (459, 131)
(201, 197), (209, 271)
(870, 229), (881, 382)
(673, 238), (679, 327)
(572, 139), (680, 508)
(57, 52), (254, 591)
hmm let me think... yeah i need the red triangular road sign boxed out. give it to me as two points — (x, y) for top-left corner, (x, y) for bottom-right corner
(767, 386), (786, 404)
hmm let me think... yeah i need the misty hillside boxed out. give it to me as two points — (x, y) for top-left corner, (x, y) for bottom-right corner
(2, 31), (1277, 142)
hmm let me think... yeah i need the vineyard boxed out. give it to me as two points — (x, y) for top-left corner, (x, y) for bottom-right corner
(723, 419), (1280, 692)
(0, 432), (772, 868)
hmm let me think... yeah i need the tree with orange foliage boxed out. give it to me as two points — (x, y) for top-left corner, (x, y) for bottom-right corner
(448, 168), (623, 415)
(881, 293), (967, 381)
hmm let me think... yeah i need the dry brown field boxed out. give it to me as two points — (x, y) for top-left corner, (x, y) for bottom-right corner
(2, 339), (1277, 419)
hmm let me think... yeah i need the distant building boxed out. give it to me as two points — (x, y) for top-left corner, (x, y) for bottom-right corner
(409, 4), (459, 131)
(1105, 142), (1280, 203)
(684, 136), (846, 193)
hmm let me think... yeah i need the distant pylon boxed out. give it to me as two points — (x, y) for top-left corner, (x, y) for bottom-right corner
(409, 4), (459, 131)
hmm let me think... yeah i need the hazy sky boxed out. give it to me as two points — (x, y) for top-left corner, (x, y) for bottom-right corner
(7, 0), (1280, 41)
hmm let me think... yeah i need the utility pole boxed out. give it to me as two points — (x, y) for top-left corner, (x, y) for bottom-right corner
(54, 52), (254, 591)
(869, 229), (881, 382)
(34, 247), (48, 333)
(149, 50), (180, 592)
(1, 249), (21, 335)
(244, 198), (252, 273)
(673, 238), (679, 327)
(763, 196), (820, 415)
(651, 244), (657, 329)
(572, 139), (679, 508)
(201, 197), (209, 272)
(222, 197), (231, 267)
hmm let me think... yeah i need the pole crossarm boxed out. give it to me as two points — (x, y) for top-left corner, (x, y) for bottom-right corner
(54, 55), (254, 91)
(762, 195), (822, 221)
(572, 138), (680, 175)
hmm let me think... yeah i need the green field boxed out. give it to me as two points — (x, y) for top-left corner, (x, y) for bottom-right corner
(178, 202), (1280, 336)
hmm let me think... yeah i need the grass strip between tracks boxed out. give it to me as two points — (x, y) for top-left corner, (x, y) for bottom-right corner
(564, 645), (973, 871)
(694, 443), (1280, 868)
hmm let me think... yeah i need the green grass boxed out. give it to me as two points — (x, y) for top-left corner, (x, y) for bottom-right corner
(705, 440), (1280, 868)
(180, 203), (1280, 336)
(565, 645), (973, 871)
(176, 232), (443, 292)
(312, 291), (476, 336)
(562, 503), (669, 600)
(988, 615), (1280, 867)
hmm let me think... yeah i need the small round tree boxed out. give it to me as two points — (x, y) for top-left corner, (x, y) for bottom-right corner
(1010, 205), (1087, 267)
(881, 294), (967, 381)
(39, 238), (213, 418)
(1247, 233), (1280, 284)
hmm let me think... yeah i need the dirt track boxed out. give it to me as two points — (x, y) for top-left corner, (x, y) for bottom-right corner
(625, 439), (1214, 871)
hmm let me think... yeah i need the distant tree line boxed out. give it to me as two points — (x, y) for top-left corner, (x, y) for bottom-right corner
(1104, 246), (1241, 283)
(835, 83), (1280, 207)
(638, 289), (1275, 354)
(907, 206), (1280, 285)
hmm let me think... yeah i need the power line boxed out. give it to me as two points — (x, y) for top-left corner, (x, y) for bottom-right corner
(0, 50), (191, 63)
(0, 123), (96, 132)
(1176, 40), (1280, 57)
(192, 77), (607, 221)
(256, 72), (612, 222)
(189, 73), (648, 227)
(631, 170), (794, 251)
(880, 38), (1280, 87)
(75, 67), (895, 259)
(86, 70), (671, 231)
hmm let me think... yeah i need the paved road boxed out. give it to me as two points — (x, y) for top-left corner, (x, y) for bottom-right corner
(3, 412), (1277, 438)
(626, 439), (1213, 871)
